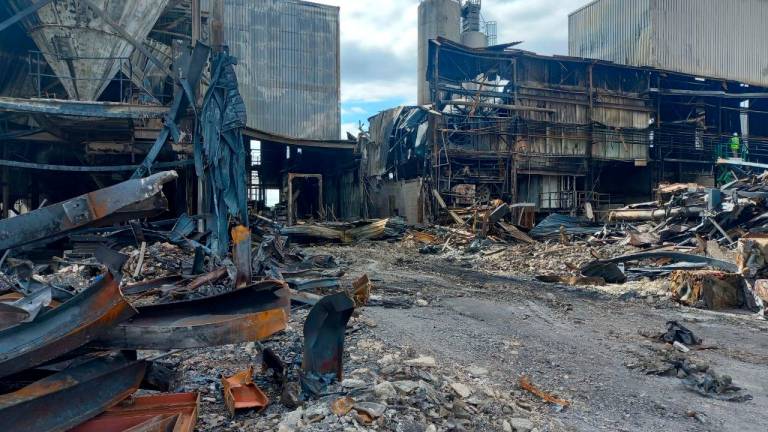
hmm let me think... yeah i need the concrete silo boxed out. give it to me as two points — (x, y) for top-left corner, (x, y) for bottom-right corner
(417, 0), (460, 105)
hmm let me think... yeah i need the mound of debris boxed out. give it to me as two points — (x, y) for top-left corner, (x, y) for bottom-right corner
(0, 172), (397, 431)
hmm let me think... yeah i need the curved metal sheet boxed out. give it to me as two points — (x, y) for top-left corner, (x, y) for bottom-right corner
(302, 292), (354, 381)
(0, 354), (146, 432)
(91, 280), (290, 350)
(606, 251), (738, 273)
(0, 272), (136, 378)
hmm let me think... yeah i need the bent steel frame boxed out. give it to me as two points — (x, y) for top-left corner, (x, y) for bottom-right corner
(0, 170), (177, 251)
(0, 354), (146, 432)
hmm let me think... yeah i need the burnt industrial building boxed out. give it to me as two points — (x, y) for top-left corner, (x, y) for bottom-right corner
(0, 0), (359, 228)
(363, 0), (768, 224)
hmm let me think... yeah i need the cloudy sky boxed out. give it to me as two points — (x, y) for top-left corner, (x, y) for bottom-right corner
(310, 0), (590, 138)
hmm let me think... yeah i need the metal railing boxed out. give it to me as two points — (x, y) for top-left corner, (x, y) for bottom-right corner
(27, 50), (134, 101)
(539, 190), (612, 212)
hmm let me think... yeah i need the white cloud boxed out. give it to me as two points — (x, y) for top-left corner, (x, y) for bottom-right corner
(342, 78), (416, 104)
(484, 0), (586, 54)
(314, 0), (591, 108)
(311, 0), (419, 58)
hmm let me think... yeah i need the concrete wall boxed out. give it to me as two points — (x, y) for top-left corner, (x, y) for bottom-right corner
(368, 178), (424, 224)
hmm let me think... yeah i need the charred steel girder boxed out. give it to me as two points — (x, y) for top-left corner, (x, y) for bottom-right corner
(0, 272), (135, 378)
(0, 353), (146, 432)
(0, 170), (178, 251)
(91, 280), (290, 350)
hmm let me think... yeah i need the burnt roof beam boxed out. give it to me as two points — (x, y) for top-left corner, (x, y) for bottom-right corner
(0, 0), (54, 34)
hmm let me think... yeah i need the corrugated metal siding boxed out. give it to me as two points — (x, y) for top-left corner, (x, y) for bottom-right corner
(568, 0), (653, 67)
(654, 0), (768, 86)
(569, 0), (768, 87)
(223, 0), (340, 140)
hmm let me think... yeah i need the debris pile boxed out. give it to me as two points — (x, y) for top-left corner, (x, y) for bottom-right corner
(418, 180), (768, 316)
(630, 321), (753, 405)
(0, 172), (380, 431)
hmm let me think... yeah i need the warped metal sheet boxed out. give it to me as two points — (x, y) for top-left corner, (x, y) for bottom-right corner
(0, 170), (177, 251)
(0, 354), (146, 432)
(92, 280), (290, 350)
(0, 272), (135, 378)
(302, 292), (354, 381)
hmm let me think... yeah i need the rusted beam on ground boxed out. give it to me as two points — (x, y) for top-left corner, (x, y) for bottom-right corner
(0, 171), (177, 251)
(69, 392), (200, 432)
(185, 267), (227, 292)
(0, 272), (135, 378)
(0, 353), (146, 432)
(91, 280), (290, 350)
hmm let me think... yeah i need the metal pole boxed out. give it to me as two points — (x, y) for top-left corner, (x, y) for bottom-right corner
(210, 0), (224, 52)
(2, 144), (9, 219)
(192, 0), (201, 43)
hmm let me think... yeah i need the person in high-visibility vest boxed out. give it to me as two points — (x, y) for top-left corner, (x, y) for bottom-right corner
(730, 133), (741, 158)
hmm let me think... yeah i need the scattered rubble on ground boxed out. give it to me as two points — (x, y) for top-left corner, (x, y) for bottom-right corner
(0, 171), (766, 431)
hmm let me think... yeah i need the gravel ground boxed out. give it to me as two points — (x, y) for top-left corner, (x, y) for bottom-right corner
(153, 240), (767, 431)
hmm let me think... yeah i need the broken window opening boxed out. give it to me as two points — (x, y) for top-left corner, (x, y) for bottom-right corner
(250, 140), (261, 165)
(265, 189), (280, 208)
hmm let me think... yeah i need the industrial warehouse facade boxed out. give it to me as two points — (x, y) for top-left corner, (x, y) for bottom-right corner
(363, 38), (768, 223)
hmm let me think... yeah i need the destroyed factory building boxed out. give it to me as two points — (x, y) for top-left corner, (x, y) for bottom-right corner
(364, 0), (768, 224)
(0, 0), (766, 431)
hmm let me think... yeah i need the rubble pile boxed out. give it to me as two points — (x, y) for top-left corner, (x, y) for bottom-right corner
(0, 172), (404, 432)
(174, 311), (545, 432)
(417, 180), (768, 316)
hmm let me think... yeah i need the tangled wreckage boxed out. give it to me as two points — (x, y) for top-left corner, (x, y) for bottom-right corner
(0, 0), (767, 430)
(0, 171), (382, 431)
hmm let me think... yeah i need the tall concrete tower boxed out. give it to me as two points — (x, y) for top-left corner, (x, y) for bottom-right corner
(417, 0), (461, 105)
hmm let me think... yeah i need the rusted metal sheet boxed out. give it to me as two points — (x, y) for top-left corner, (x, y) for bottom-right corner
(0, 353), (146, 432)
(351, 274), (371, 307)
(69, 392), (200, 432)
(302, 292), (354, 381)
(221, 366), (268, 417)
(92, 280), (290, 350)
(0, 272), (135, 378)
(0, 170), (177, 251)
